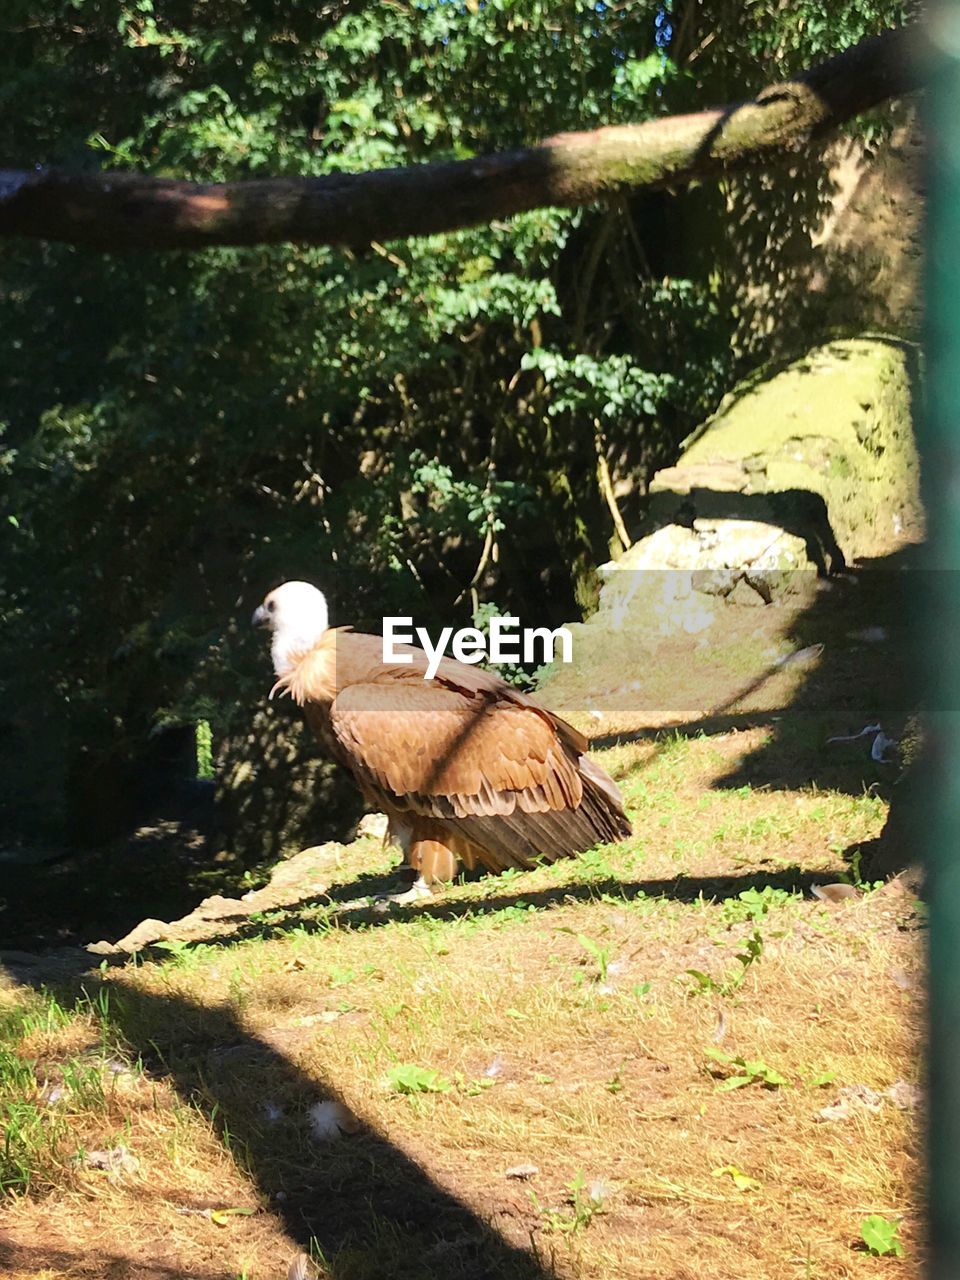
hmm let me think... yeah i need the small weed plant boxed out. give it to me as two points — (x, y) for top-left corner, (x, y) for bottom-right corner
(687, 928), (764, 997)
(860, 1215), (905, 1257)
(704, 1047), (789, 1091)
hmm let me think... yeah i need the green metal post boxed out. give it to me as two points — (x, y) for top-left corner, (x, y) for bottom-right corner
(925, 6), (960, 1274)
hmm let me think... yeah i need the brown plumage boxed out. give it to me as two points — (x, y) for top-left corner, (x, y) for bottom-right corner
(253, 582), (631, 886)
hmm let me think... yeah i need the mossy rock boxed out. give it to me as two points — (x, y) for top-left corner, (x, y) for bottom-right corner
(649, 336), (921, 567)
(541, 337), (921, 724)
(602, 335), (920, 631)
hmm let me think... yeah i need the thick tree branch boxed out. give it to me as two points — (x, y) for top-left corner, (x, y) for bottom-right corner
(0, 25), (921, 252)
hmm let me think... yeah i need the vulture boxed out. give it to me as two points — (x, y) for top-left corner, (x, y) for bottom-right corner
(253, 581), (631, 892)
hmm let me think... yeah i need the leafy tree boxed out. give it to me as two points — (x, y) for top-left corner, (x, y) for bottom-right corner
(0, 0), (912, 847)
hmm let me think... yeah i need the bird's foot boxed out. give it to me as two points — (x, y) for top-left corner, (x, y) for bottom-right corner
(371, 877), (433, 912)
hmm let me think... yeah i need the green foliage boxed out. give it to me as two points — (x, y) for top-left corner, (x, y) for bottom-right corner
(195, 720), (214, 781)
(532, 1168), (606, 1234)
(721, 886), (795, 924)
(687, 928), (765, 996)
(0, 0), (911, 844)
(860, 1215), (905, 1257)
(521, 348), (674, 422)
(384, 1063), (452, 1096)
(471, 601), (538, 689)
(803, 1069), (837, 1089)
(151, 939), (213, 968)
(0, 987), (123, 1197)
(0, 1100), (61, 1198)
(558, 927), (613, 983)
(704, 1047), (790, 1091)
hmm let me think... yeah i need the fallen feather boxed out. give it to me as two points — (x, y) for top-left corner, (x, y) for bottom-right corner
(885, 1080), (921, 1111)
(811, 883), (861, 905)
(890, 968), (917, 992)
(81, 1145), (140, 1176)
(871, 730), (899, 763)
(817, 1099), (854, 1122)
(774, 643), (824, 668)
(308, 1099), (360, 1141)
(825, 722), (898, 763)
(844, 1083), (884, 1109)
(588, 1179), (613, 1203)
(288, 1254), (320, 1280)
(827, 723), (882, 744)
(297, 1010), (344, 1026)
(817, 1083), (884, 1122)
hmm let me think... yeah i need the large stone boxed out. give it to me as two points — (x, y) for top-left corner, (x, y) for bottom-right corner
(211, 703), (363, 864)
(540, 337), (921, 725)
(597, 336), (920, 635)
(646, 337), (921, 570)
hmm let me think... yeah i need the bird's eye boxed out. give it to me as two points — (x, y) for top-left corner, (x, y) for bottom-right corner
(267, 601), (275, 612)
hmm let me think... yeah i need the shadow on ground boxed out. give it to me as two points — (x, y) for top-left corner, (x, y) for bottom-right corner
(0, 542), (922, 1275)
(591, 549), (917, 800)
(2, 950), (557, 1280)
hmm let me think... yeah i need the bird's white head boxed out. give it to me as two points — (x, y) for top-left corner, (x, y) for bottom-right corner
(252, 580), (329, 677)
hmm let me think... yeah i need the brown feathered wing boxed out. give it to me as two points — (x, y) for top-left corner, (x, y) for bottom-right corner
(318, 648), (631, 873)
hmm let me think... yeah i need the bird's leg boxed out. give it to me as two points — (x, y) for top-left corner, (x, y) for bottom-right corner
(373, 875), (433, 908)
(373, 834), (458, 907)
(410, 837), (460, 885)
(367, 822), (439, 906)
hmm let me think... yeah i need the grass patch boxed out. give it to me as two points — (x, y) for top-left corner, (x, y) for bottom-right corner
(0, 987), (128, 1197)
(0, 578), (924, 1277)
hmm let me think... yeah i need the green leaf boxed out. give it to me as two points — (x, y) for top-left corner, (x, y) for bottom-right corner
(703, 1047), (731, 1065)
(711, 1164), (761, 1192)
(860, 1215), (904, 1257)
(716, 1074), (753, 1092)
(209, 1206), (255, 1226)
(804, 1069), (837, 1089)
(742, 1060), (789, 1087)
(706, 1048), (789, 1089)
(461, 1077), (496, 1096)
(686, 969), (718, 991)
(385, 1063), (452, 1095)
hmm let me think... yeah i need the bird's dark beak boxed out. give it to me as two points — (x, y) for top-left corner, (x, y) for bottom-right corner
(252, 604), (269, 628)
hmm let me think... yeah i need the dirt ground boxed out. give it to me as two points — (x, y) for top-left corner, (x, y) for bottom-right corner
(0, 556), (923, 1279)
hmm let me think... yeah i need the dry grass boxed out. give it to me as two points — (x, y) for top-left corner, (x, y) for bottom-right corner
(0, 573), (923, 1278)
(0, 726), (924, 1279)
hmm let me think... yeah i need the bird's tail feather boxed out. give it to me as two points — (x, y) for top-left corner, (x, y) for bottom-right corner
(448, 758), (631, 872)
